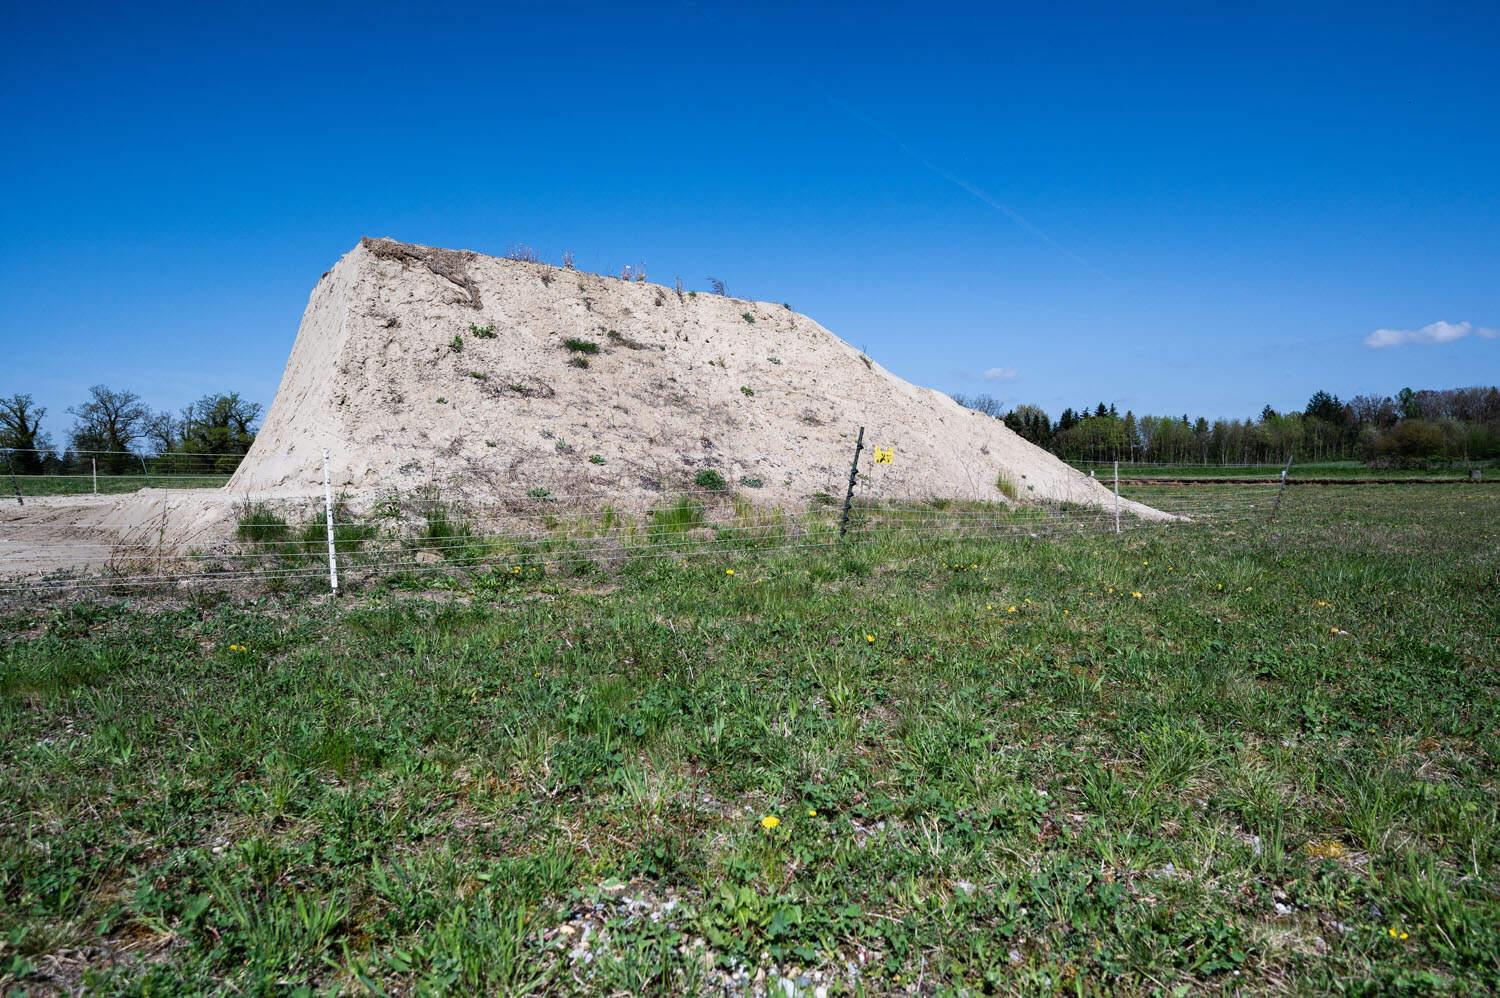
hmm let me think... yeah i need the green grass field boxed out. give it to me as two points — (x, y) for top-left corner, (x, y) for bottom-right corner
(2, 485), (1497, 995)
(1072, 460), (1495, 482)
(4, 474), (233, 497)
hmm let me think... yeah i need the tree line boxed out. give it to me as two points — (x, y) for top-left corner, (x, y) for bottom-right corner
(950, 386), (1500, 466)
(0, 386), (261, 476)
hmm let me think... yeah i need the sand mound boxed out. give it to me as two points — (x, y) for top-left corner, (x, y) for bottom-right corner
(229, 238), (1162, 518)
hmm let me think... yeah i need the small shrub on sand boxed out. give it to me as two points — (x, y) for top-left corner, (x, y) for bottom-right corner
(694, 469), (727, 491)
(468, 323), (496, 339)
(568, 356), (590, 369)
(236, 503), (288, 544)
(420, 503), (485, 564)
(740, 386), (754, 397)
(741, 312), (755, 323)
(296, 515), (375, 557)
(649, 496), (704, 537)
(589, 454), (606, 465)
(449, 334), (463, 353)
(563, 338), (599, 354)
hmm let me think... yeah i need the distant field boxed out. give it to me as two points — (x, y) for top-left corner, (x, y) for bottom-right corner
(3, 473), (233, 497)
(1073, 460), (1495, 481)
(1, 485), (1496, 994)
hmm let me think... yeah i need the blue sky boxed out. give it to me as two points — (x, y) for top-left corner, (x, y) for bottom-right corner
(3, 1), (1497, 445)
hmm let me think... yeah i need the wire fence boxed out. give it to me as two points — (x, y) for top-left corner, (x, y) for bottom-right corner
(0, 442), (1287, 596)
(1, 448), (244, 497)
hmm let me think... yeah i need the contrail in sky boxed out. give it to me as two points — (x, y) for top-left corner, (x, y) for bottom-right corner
(829, 97), (1100, 275)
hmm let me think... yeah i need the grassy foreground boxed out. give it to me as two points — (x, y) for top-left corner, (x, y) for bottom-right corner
(1, 486), (1497, 995)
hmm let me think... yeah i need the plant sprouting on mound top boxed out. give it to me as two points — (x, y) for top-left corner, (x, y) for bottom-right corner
(469, 323), (496, 339)
(562, 338), (599, 354)
(568, 356), (590, 369)
(707, 278), (727, 297)
(694, 469), (727, 491)
(554, 438), (574, 454)
(505, 243), (541, 263)
(589, 454), (606, 465)
(740, 386), (754, 397)
(449, 334), (463, 353)
(739, 476), (762, 488)
(741, 312), (755, 323)
(435, 397), (447, 404)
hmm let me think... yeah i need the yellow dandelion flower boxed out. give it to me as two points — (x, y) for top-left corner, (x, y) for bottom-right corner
(1400, 931), (1408, 939)
(1007, 606), (1017, 613)
(1131, 592), (1142, 599)
(807, 808), (817, 817)
(866, 634), (875, 643)
(761, 815), (780, 829)
(726, 569), (734, 575)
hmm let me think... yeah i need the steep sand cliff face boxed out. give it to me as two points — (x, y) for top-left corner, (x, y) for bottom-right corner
(229, 238), (1165, 518)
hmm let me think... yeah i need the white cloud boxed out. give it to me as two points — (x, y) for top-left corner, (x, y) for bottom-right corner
(1363, 320), (1487, 348)
(983, 366), (1019, 382)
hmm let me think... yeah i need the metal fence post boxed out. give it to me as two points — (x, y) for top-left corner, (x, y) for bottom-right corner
(138, 453), (153, 488)
(1270, 452), (1294, 522)
(322, 449), (340, 594)
(92, 458), (98, 496)
(1113, 460), (1120, 534)
(3, 451), (22, 506)
(838, 427), (865, 541)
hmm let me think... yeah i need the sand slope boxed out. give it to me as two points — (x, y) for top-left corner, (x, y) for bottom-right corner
(229, 238), (1162, 518)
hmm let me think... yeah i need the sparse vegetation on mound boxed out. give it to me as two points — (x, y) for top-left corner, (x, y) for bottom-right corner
(693, 469), (727, 491)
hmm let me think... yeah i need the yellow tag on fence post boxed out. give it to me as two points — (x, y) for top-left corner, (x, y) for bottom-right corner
(873, 447), (894, 464)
